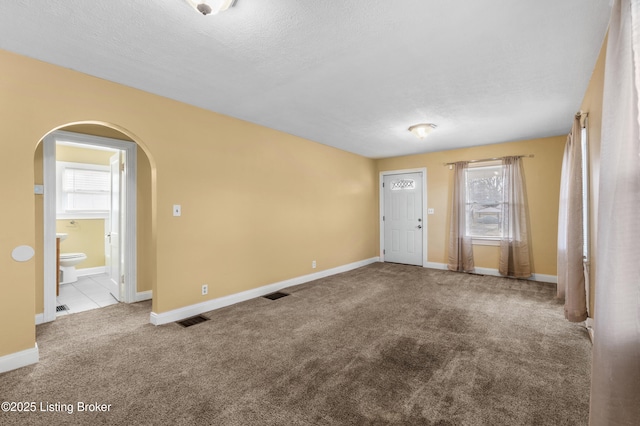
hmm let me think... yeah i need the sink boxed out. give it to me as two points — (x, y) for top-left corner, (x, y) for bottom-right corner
(56, 233), (68, 241)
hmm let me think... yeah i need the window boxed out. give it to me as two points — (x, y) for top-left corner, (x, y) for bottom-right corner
(57, 162), (110, 218)
(465, 161), (503, 241)
(390, 179), (416, 190)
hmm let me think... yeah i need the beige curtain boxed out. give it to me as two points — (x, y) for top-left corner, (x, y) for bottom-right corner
(498, 156), (531, 278)
(448, 162), (474, 272)
(589, 0), (640, 424)
(557, 117), (587, 322)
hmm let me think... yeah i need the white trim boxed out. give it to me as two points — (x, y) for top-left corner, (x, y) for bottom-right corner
(424, 262), (557, 283)
(471, 238), (500, 246)
(473, 267), (558, 283)
(0, 344), (39, 373)
(585, 317), (594, 343)
(426, 261), (448, 270)
(529, 273), (558, 284)
(76, 266), (107, 277)
(56, 212), (109, 220)
(122, 145), (137, 304)
(135, 290), (153, 302)
(43, 137), (57, 323)
(43, 131), (138, 324)
(150, 257), (379, 326)
(35, 313), (45, 325)
(379, 168), (428, 267)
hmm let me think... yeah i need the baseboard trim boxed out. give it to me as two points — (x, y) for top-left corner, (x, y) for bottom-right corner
(76, 266), (107, 277)
(585, 317), (594, 343)
(35, 313), (45, 325)
(0, 344), (39, 373)
(135, 290), (152, 302)
(530, 273), (557, 284)
(426, 262), (448, 270)
(424, 262), (557, 283)
(150, 257), (380, 326)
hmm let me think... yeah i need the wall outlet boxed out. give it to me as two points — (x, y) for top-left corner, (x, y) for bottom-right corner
(427, 208), (435, 215)
(202, 284), (208, 296)
(312, 260), (316, 269)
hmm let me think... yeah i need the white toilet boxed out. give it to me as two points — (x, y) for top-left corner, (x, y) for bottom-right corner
(59, 253), (88, 284)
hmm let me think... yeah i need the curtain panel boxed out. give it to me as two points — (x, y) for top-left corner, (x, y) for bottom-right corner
(448, 162), (474, 272)
(589, 0), (640, 424)
(557, 117), (588, 322)
(498, 156), (532, 278)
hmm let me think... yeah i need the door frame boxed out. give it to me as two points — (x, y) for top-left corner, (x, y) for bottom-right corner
(42, 130), (137, 323)
(379, 168), (427, 267)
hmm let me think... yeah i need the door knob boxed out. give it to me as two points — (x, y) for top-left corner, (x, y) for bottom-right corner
(417, 225), (422, 229)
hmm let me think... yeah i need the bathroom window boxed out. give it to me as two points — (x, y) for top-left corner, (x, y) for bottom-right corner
(57, 162), (110, 218)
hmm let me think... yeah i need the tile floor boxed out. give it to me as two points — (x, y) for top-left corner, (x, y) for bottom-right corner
(56, 273), (118, 316)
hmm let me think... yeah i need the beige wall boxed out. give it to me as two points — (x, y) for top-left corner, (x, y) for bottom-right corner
(377, 136), (566, 275)
(580, 36), (607, 316)
(1, 49), (377, 358)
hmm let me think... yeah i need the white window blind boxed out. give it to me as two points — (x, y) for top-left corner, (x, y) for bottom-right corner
(63, 168), (110, 193)
(58, 163), (110, 213)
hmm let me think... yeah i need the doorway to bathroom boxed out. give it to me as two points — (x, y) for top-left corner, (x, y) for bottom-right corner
(42, 130), (138, 322)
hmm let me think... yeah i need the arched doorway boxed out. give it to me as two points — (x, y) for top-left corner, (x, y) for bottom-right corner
(34, 122), (154, 323)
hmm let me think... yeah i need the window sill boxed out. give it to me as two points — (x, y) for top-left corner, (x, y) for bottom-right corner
(57, 212), (109, 220)
(471, 238), (500, 246)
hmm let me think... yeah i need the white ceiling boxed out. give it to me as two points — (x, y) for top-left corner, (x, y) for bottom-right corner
(0, 1), (610, 158)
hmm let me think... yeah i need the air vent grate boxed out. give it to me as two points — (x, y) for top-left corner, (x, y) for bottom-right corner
(56, 304), (69, 312)
(263, 292), (289, 300)
(176, 315), (210, 328)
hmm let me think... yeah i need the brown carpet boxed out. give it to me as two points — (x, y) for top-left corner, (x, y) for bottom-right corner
(1, 263), (591, 425)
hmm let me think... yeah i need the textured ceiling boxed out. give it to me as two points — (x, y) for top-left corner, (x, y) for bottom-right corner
(0, 1), (610, 158)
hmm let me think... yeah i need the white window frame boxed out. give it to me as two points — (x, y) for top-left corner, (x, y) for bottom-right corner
(465, 160), (503, 246)
(56, 161), (110, 219)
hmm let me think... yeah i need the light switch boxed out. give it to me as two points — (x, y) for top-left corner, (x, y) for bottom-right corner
(34, 185), (44, 195)
(173, 204), (181, 216)
(427, 208), (435, 215)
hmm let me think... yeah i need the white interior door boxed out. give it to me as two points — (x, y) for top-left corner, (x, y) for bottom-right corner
(106, 152), (121, 300)
(383, 172), (423, 266)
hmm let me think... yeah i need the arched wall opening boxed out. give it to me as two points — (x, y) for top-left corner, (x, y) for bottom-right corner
(33, 121), (156, 322)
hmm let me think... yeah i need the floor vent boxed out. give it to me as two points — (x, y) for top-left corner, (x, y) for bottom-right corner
(176, 315), (210, 328)
(56, 304), (69, 312)
(263, 292), (289, 300)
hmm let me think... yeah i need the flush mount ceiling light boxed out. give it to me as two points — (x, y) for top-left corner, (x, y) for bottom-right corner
(186, 0), (237, 15)
(408, 123), (437, 139)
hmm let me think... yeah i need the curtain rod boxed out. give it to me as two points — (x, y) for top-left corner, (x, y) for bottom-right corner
(577, 111), (589, 128)
(444, 154), (534, 167)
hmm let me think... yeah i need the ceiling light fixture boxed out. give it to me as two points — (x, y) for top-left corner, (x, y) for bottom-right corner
(186, 0), (237, 16)
(408, 123), (437, 139)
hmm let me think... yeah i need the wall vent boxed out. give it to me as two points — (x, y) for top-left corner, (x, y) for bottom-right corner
(263, 292), (289, 300)
(176, 315), (210, 328)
